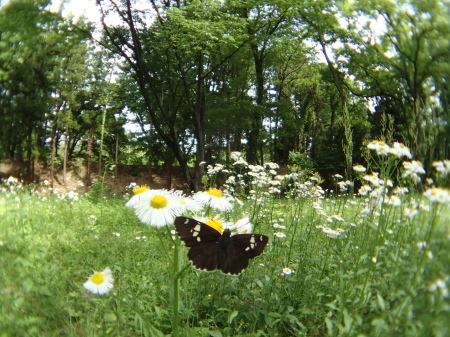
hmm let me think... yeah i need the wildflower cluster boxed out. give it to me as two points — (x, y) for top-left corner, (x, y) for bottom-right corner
(367, 140), (413, 159)
(354, 141), (450, 225)
(312, 199), (347, 239)
(1, 176), (23, 194)
(125, 185), (237, 227)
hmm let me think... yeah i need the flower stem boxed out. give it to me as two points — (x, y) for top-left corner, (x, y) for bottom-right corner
(173, 236), (180, 337)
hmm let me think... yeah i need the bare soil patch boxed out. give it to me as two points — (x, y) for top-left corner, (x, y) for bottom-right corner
(0, 159), (187, 194)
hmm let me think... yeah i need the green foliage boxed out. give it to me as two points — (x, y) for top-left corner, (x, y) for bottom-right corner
(288, 151), (315, 172)
(85, 182), (113, 203)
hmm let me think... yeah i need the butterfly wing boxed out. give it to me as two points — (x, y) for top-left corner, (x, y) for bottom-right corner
(174, 216), (221, 247)
(174, 216), (221, 272)
(219, 234), (268, 275)
(186, 243), (220, 272)
(174, 217), (269, 275)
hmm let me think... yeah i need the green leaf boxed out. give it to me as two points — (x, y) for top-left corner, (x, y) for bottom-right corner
(325, 317), (333, 335)
(377, 293), (386, 311)
(103, 312), (117, 322)
(22, 279), (34, 293)
(228, 310), (239, 325)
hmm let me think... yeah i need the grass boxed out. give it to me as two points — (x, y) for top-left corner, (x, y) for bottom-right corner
(1, 156), (450, 336)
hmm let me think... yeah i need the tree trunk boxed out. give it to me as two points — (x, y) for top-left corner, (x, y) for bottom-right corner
(318, 36), (353, 181)
(63, 126), (69, 185)
(50, 122), (58, 189)
(247, 44), (265, 165)
(86, 125), (94, 187)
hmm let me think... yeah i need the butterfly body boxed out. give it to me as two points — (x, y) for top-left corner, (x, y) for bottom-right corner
(175, 217), (268, 275)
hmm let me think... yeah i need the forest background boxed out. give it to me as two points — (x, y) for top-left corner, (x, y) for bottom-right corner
(1, 0), (449, 192)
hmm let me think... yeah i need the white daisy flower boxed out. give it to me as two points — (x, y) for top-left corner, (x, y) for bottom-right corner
(367, 140), (390, 156)
(172, 190), (204, 213)
(83, 267), (114, 295)
(282, 268), (294, 275)
(385, 195), (402, 207)
(193, 188), (233, 212)
(125, 185), (150, 208)
(274, 232), (286, 238)
(133, 189), (184, 227)
(358, 185), (372, 196)
(353, 165), (367, 173)
(423, 187), (450, 204)
(322, 227), (345, 238)
(389, 142), (412, 159)
(404, 207), (419, 219)
(363, 173), (382, 186)
(433, 160), (450, 175)
(230, 151), (242, 161)
(402, 160), (426, 183)
(234, 217), (253, 234)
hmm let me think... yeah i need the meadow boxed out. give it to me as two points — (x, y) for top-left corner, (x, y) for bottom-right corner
(1, 145), (450, 337)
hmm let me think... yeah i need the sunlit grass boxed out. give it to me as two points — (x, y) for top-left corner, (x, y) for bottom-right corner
(1, 147), (450, 336)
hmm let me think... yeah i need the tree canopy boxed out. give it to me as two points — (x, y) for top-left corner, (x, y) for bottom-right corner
(1, 0), (449, 190)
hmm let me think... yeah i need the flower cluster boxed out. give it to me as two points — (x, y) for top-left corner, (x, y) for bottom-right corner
(432, 160), (450, 175)
(367, 140), (412, 159)
(125, 185), (235, 227)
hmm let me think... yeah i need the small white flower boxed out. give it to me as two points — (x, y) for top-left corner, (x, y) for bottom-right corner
(363, 173), (382, 187)
(193, 188), (233, 212)
(402, 161), (426, 183)
(428, 279), (448, 297)
(423, 187), (450, 204)
(322, 227), (345, 238)
(353, 165), (367, 173)
(389, 142), (412, 159)
(281, 268), (294, 275)
(83, 267), (114, 295)
(367, 140), (390, 156)
(125, 185), (150, 208)
(432, 160), (450, 175)
(234, 217), (253, 234)
(274, 232), (286, 238)
(358, 185), (372, 196)
(385, 195), (402, 207)
(405, 207), (419, 219)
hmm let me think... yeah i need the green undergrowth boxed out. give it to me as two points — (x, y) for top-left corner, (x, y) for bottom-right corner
(1, 187), (449, 337)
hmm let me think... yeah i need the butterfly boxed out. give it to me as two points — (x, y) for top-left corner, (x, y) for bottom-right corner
(174, 216), (269, 275)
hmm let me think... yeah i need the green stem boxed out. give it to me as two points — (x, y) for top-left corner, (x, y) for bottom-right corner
(173, 235), (180, 336)
(413, 204), (440, 286)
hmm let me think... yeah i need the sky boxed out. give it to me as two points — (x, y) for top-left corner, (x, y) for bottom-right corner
(51, 0), (100, 22)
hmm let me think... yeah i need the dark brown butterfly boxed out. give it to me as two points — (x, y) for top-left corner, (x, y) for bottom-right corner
(174, 216), (268, 275)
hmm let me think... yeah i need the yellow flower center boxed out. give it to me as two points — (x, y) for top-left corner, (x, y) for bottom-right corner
(207, 188), (223, 198)
(150, 195), (168, 209)
(205, 219), (224, 234)
(91, 272), (105, 285)
(133, 185), (149, 195)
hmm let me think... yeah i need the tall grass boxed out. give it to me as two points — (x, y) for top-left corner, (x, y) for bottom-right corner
(1, 145), (450, 337)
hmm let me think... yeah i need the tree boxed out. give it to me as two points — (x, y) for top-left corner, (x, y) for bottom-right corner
(295, 0), (355, 180)
(96, 0), (249, 191)
(339, 0), (450, 162)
